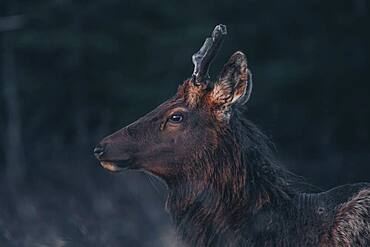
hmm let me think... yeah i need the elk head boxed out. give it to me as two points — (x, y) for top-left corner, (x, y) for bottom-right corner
(94, 25), (252, 186)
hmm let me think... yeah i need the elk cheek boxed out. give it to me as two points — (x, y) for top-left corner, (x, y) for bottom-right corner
(146, 165), (172, 177)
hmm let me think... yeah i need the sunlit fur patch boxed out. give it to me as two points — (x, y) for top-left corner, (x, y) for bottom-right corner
(181, 79), (208, 108)
(100, 161), (122, 172)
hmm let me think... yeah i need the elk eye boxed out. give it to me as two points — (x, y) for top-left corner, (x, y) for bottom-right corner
(168, 113), (184, 124)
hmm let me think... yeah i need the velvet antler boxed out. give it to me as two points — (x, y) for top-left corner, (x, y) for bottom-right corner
(191, 24), (227, 86)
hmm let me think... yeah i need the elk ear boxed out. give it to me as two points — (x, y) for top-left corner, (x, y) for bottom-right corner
(209, 51), (252, 116)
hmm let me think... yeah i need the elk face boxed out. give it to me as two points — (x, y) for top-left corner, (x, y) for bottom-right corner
(94, 25), (252, 185)
(94, 93), (216, 180)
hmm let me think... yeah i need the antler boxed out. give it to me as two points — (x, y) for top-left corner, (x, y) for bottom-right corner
(192, 24), (227, 85)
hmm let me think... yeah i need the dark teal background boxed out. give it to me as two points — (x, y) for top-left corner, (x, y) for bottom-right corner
(0, 0), (369, 246)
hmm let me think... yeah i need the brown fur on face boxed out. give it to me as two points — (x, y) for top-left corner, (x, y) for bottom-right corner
(181, 79), (209, 108)
(95, 51), (252, 185)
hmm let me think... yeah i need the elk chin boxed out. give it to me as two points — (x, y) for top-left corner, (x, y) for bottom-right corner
(100, 161), (123, 172)
(100, 159), (134, 173)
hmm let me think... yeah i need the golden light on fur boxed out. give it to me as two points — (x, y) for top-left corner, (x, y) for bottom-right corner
(100, 161), (122, 172)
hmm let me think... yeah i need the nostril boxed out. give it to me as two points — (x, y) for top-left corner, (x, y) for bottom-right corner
(94, 144), (105, 158)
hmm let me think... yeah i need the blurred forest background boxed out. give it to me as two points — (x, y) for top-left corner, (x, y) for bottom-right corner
(0, 0), (369, 246)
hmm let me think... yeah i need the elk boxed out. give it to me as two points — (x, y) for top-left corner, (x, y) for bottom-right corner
(94, 25), (370, 246)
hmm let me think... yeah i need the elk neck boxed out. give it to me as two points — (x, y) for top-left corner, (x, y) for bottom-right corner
(165, 112), (300, 246)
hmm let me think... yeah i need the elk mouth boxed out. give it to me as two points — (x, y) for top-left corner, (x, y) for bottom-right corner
(99, 159), (135, 172)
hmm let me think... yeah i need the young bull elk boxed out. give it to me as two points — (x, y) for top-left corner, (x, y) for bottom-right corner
(94, 25), (370, 246)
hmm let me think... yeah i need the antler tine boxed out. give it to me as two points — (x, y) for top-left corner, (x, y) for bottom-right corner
(192, 24), (227, 85)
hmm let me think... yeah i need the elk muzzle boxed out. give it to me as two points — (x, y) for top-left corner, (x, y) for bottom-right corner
(94, 129), (136, 172)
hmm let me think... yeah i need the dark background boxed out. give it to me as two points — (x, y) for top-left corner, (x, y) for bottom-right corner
(0, 0), (369, 246)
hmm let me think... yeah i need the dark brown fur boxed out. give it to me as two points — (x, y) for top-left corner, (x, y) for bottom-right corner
(95, 51), (370, 246)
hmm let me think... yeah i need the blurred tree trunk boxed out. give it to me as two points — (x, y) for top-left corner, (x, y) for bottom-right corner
(1, 17), (25, 188)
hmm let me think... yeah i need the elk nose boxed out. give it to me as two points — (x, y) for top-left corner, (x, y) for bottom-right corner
(94, 144), (105, 159)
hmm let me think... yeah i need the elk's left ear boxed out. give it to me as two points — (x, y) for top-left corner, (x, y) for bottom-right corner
(209, 51), (252, 117)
